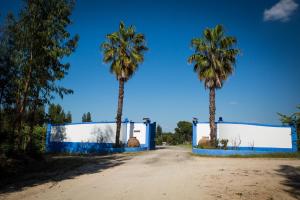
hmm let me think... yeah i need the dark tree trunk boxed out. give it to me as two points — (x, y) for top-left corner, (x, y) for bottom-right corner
(27, 87), (40, 150)
(209, 87), (216, 146)
(115, 78), (125, 147)
(14, 64), (32, 151)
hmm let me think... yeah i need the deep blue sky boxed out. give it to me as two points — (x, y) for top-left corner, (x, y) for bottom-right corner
(1, 0), (300, 131)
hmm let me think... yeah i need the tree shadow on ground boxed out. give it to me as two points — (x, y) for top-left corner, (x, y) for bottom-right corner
(276, 165), (300, 199)
(0, 153), (134, 194)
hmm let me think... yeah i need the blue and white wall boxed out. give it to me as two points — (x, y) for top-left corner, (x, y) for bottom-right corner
(46, 120), (156, 153)
(193, 121), (297, 152)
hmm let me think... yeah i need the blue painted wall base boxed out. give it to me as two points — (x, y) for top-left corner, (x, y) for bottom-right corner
(48, 142), (147, 153)
(192, 147), (295, 156)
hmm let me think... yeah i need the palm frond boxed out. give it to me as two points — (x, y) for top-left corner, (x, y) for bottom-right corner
(101, 21), (148, 81)
(188, 24), (239, 89)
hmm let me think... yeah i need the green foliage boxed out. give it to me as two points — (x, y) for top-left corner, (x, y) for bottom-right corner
(25, 125), (46, 157)
(155, 124), (163, 145)
(278, 105), (300, 151)
(219, 139), (229, 150)
(82, 112), (92, 122)
(157, 121), (193, 145)
(0, 0), (77, 156)
(101, 21), (148, 82)
(174, 121), (192, 144)
(82, 113), (86, 122)
(47, 104), (71, 124)
(86, 112), (92, 122)
(188, 24), (239, 89)
(162, 132), (177, 145)
(65, 111), (72, 123)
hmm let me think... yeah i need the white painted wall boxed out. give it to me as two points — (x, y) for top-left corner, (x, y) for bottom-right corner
(196, 123), (210, 145)
(218, 123), (292, 148)
(50, 122), (147, 145)
(129, 123), (147, 145)
(195, 123), (292, 148)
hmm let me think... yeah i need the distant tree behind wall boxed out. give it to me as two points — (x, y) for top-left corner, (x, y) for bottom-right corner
(82, 113), (87, 122)
(162, 132), (176, 145)
(278, 105), (300, 151)
(82, 112), (92, 122)
(155, 124), (163, 145)
(157, 121), (193, 145)
(86, 112), (92, 122)
(47, 104), (71, 124)
(65, 111), (72, 123)
(174, 121), (192, 144)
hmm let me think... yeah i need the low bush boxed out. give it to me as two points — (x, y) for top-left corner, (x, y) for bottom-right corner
(219, 139), (229, 150)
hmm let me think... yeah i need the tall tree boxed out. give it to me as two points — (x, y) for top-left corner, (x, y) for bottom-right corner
(82, 112), (91, 122)
(65, 111), (72, 123)
(155, 124), (163, 145)
(82, 113), (87, 122)
(174, 121), (192, 144)
(101, 21), (148, 146)
(188, 25), (239, 146)
(157, 125), (162, 137)
(86, 112), (92, 122)
(8, 0), (78, 150)
(47, 104), (66, 124)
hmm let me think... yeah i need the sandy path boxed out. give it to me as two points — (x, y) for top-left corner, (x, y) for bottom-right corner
(1, 146), (299, 200)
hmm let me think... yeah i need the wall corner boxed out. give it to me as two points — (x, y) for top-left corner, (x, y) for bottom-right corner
(192, 121), (197, 147)
(145, 122), (151, 150)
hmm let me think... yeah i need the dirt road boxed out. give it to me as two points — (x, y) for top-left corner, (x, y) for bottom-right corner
(1, 146), (299, 200)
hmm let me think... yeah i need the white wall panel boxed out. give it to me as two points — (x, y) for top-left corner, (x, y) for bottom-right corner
(195, 122), (292, 148)
(50, 122), (147, 144)
(218, 123), (292, 148)
(196, 123), (210, 144)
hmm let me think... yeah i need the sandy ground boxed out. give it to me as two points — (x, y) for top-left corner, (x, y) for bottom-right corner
(1, 146), (299, 200)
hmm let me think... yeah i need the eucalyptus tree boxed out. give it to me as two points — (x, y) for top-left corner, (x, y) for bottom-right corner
(101, 22), (148, 146)
(1, 0), (78, 151)
(188, 25), (239, 146)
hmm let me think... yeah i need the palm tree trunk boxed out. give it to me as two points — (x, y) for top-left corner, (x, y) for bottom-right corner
(209, 87), (216, 146)
(115, 78), (125, 147)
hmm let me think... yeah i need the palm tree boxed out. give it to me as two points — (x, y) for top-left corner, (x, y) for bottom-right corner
(101, 22), (148, 147)
(188, 25), (239, 146)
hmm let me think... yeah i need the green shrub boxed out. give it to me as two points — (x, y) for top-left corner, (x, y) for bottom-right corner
(219, 139), (229, 150)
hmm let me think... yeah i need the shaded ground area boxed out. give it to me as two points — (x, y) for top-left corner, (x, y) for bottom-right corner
(1, 146), (300, 200)
(276, 165), (300, 199)
(0, 153), (134, 193)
